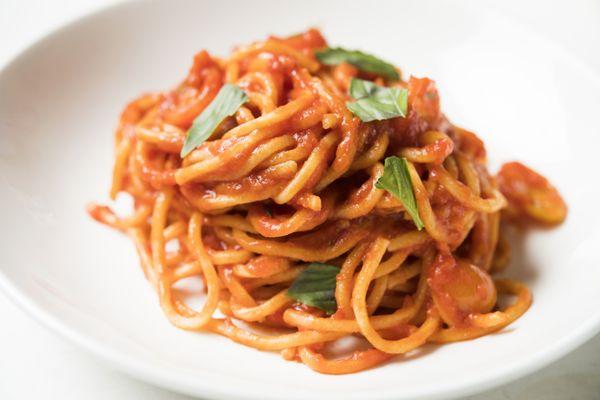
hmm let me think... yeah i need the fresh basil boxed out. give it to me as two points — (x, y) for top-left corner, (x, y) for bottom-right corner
(287, 263), (340, 314)
(180, 84), (248, 158)
(346, 78), (408, 122)
(375, 156), (425, 230)
(348, 78), (381, 99)
(315, 47), (399, 80)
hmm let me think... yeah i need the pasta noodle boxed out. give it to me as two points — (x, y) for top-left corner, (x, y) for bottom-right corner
(88, 29), (567, 374)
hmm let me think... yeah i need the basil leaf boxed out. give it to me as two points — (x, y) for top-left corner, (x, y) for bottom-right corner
(287, 263), (340, 314)
(315, 47), (399, 80)
(346, 78), (408, 122)
(348, 78), (379, 99)
(180, 84), (248, 158)
(375, 156), (425, 230)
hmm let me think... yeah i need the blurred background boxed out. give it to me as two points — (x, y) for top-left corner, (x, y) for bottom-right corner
(0, 1), (599, 399)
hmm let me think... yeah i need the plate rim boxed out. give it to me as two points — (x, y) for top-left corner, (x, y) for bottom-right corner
(3, 266), (600, 400)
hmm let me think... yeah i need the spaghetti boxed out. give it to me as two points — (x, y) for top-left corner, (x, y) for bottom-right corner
(88, 29), (567, 374)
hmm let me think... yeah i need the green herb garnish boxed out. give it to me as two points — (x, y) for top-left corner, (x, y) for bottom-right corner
(287, 263), (340, 314)
(346, 78), (408, 122)
(375, 156), (425, 230)
(315, 47), (399, 80)
(180, 84), (248, 158)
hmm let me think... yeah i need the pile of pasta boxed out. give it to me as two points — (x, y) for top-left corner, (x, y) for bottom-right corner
(89, 29), (567, 374)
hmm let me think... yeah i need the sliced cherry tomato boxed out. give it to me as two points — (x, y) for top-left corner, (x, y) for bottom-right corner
(428, 251), (496, 327)
(497, 162), (567, 225)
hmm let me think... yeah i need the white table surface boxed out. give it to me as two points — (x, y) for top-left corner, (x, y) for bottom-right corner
(1, 1), (599, 399)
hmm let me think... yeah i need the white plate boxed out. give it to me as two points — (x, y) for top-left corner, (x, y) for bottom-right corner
(1, 1), (599, 399)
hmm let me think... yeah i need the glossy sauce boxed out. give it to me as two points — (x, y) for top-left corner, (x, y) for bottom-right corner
(428, 248), (496, 327)
(497, 162), (567, 224)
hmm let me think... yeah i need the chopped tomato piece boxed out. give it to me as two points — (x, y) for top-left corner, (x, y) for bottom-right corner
(428, 251), (496, 327)
(497, 162), (567, 225)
